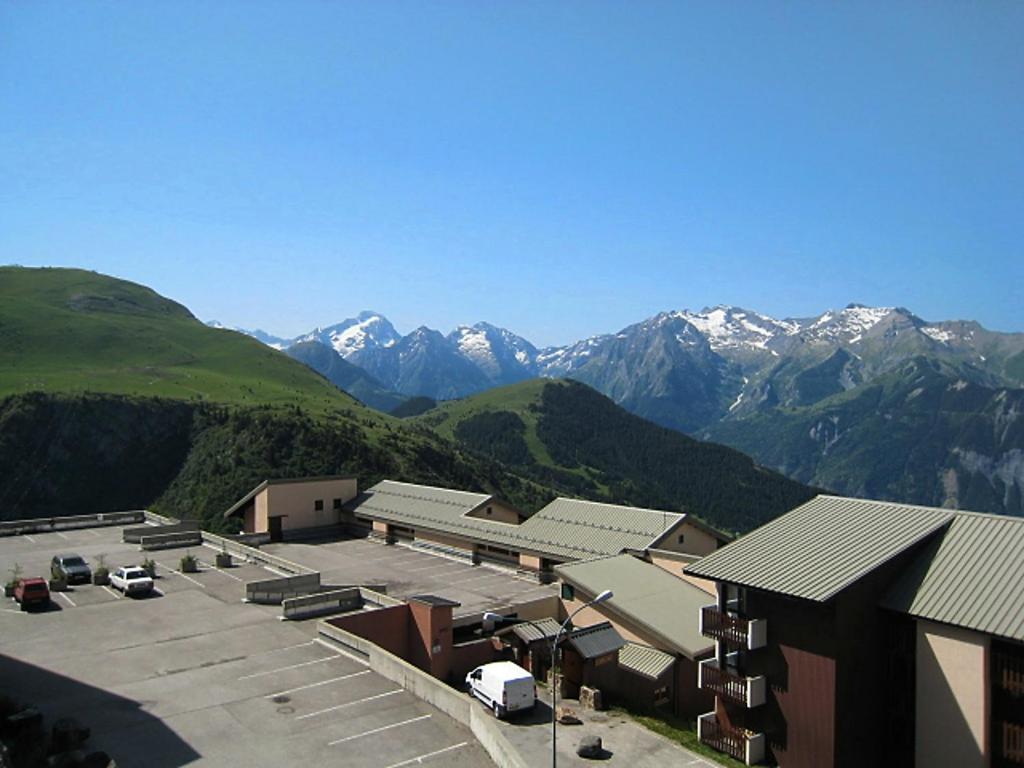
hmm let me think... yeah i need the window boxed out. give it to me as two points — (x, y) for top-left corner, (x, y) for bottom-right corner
(486, 506), (493, 515)
(677, 533), (685, 544)
(333, 498), (342, 510)
(561, 583), (575, 601)
(314, 499), (324, 511)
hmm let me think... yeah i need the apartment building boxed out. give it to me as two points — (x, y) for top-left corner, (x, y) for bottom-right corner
(684, 495), (1024, 768)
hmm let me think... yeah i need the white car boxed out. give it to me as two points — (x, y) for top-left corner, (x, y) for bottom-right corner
(466, 661), (536, 718)
(110, 566), (154, 596)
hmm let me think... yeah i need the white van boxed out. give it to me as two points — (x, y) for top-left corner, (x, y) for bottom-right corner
(465, 661), (536, 718)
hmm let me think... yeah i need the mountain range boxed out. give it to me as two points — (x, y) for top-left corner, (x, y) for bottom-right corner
(221, 304), (1024, 516)
(1, 267), (811, 535)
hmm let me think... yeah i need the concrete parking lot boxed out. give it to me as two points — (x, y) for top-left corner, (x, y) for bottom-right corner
(263, 535), (558, 620)
(0, 525), (493, 768)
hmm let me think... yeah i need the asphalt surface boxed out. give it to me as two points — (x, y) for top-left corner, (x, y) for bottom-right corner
(0, 525), (492, 768)
(262, 535), (558, 620)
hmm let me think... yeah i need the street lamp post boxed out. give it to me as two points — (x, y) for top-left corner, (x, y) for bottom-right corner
(483, 588), (613, 768)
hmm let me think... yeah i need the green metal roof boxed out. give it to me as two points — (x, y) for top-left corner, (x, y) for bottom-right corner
(883, 512), (1024, 642)
(521, 498), (685, 561)
(618, 642), (676, 680)
(684, 495), (955, 602)
(348, 485), (690, 562)
(556, 553), (714, 658)
(497, 617), (563, 644)
(345, 480), (524, 541)
(564, 622), (625, 660)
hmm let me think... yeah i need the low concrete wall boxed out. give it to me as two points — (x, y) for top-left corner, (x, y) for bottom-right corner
(0, 510), (145, 536)
(318, 621), (529, 768)
(245, 573), (321, 604)
(139, 530), (204, 551)
(282, 587), (362, 620)
(202, 531), (314, 576)
(123, 521), (199, 544)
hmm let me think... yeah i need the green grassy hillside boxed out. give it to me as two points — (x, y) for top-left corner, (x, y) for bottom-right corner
(416, 379), (817, 533)
(0, 267), (361, 413)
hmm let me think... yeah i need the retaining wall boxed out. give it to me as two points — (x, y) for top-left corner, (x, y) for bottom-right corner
(124, 521), (199, 544)
(317, 620), (529, 768)
(245, 572), (321, 604)
(139, 530), (204, 551)
(0, 511), (145, 536)
(282, 587), (362, 620)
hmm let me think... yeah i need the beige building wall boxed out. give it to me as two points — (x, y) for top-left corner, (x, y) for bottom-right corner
(655, 520), (720, 556)
(265, 478), (359, 533)
(915, 619), (989, 768)
(372, 520), (389, 535)
(559, 596), (649, 646)
(648, 551), (717, 596)
(465, 500), (522, 524)
(255, 491), (270, 533)
(520, 553), (543, 571)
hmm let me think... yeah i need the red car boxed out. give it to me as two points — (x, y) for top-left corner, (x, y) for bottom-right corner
(14, 578), (50, 611)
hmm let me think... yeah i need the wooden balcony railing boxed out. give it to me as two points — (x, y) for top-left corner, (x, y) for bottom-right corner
(701, 605), (747, 645)
(700, 716), (746, 761)
(1002, 721), (1024, 765)
(702, 662), (751, 705)
(995, 652), (1024, 698)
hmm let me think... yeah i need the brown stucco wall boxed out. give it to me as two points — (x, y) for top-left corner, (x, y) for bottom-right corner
(915, 620), (989, 768)
(408, 600), (454, 680)
(327, 605), (410, 659)
(451, 638), (503, 682)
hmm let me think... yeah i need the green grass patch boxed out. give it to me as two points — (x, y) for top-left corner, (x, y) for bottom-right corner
(612, 708), (747, 768)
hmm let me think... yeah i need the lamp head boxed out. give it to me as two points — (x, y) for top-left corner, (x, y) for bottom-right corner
(593, 589), (613, 605)
(482, 611), (504, 623)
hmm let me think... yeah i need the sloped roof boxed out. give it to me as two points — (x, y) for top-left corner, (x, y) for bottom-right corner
(520, 498), (686, 560)
(347, 485), (692, 562)
(883, 512), (1024, 642)
(564, 622), (625, 660)
(345, 480), (523, 540)
(619, 642), (676, 680)
(685, 495), (954, 602)
(556, 553), (713, 658)
(496, 617), (563, 644)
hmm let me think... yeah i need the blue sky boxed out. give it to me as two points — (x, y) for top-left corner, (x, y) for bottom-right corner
(1, 2), (1021, 346)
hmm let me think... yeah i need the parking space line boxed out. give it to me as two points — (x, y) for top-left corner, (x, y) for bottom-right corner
(22, 534), (36, 544)
(238, 653), (341, 680)
(55, 591), (77, 608)
(152, 587), (165, 597)
(102, 585), (122, 600)
(263, 566), (289, 578)
(154, 561), (207, 589)
(84, 529), (102, 538)
(295, 689), (402, 720)
(327, 714), (431, 746)
(445, 572), (507, 586)
(265, 669), (370, 698)
(385, 741), (469, 768)
(256, 640), (316, 657)
(55, 531), (71, 541)
(198, 562), (244, 582)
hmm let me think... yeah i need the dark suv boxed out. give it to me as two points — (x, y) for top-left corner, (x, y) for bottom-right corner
(51, 554), (92, 585)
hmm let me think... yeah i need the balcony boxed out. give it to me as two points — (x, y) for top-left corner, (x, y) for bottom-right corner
(697, 712), (766, 766)
(699, 656), (767, 708)
(700, 604), (767, 650)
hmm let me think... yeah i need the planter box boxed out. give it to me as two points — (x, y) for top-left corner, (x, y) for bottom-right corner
(49, 579), (68, 592)
(180, 559), (199, 574)
(215, 553), (233, 568)
(4, 585), (14, 598)
(92, 571), (109, 586)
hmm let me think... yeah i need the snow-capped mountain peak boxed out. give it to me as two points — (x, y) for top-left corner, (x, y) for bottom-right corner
(295, 311), (401, 358)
